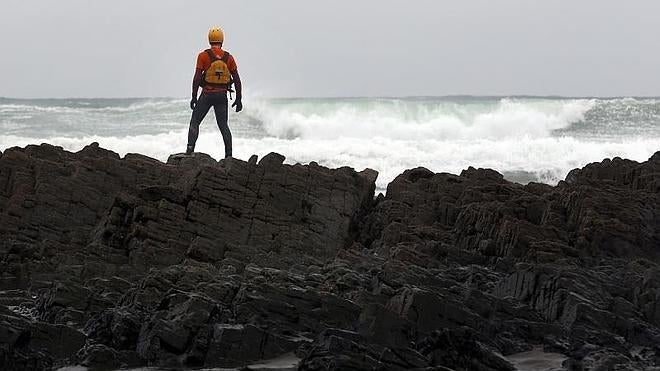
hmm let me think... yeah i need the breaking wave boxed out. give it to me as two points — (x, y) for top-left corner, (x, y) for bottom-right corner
(2, 96), (660, 191)
(3, 131), (659, 192)
(251, 98), (595, 140)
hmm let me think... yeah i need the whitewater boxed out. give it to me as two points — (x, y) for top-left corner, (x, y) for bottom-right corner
(2, 96), (660, 191)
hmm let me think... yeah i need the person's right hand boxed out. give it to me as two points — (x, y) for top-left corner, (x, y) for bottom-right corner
(190, 97), (197, 110)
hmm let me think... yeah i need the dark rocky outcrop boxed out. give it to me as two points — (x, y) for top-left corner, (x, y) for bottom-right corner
(1, 143), (660, 370)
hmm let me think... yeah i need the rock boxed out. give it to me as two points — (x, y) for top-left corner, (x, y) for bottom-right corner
(186, 236), (226, 263)
(258, 152), (286, 168)
(78, 343), (141, 369)
(77, 142), (120, 159)
(0, 309), (85, 370)
(417, 327), (515, 371)
(2, 142), (660, 370)
(204, 324), (300, 367)
(166, 152), (218, 167)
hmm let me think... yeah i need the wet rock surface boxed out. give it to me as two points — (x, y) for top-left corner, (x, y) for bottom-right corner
(1, 143), (660, 370)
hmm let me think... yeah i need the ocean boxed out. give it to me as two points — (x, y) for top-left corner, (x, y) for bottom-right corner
(2, 96), (660, 191)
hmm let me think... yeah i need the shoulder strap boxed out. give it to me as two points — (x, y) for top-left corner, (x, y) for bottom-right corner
(205, 49), (219, 62)
(221, 51), (231, 63)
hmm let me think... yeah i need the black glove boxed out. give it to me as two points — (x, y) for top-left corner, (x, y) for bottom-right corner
(232, 98), (243, 113)
(190, 97), (197, 110)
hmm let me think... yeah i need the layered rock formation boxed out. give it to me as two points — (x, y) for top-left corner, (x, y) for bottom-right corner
(1, 143), (660, 370)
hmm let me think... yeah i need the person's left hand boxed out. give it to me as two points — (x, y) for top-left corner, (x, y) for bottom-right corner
(232, 98), (243, 113)
(190, 97), (197, 110)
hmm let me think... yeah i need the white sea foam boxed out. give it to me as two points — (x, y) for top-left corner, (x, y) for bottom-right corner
(0, 99), (184, 114)
(2, 97), (659, 191)
(507, 347), (567, 371)
(252, 98), (596, 140)
(3, 130), (659, 192)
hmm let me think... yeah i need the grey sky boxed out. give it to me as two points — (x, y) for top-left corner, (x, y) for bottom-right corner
(2, 0), (660, 98)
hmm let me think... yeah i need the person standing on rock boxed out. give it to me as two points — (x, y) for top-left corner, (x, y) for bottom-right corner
(186, 27), (243, 158)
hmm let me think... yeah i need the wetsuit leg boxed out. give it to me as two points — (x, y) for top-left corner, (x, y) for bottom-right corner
(212, 94), (232, 158)
(187, 93), (213, 150)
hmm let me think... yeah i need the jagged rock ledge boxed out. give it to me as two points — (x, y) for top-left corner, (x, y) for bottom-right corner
(1, 143), (660, 370)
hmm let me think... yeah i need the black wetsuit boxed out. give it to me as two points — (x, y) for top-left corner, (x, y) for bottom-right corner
(187, 92), (231, 157)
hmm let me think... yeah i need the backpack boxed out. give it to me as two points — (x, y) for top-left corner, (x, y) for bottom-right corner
(202, 49), (233, 90)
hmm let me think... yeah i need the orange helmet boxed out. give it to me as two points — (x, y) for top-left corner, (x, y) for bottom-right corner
(208, 27), (224, 44)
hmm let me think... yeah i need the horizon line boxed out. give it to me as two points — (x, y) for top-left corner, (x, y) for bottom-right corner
(2, 94), (660, 101)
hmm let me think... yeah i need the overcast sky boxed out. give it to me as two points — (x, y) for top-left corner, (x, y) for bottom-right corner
(2, 0), (660, 98)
